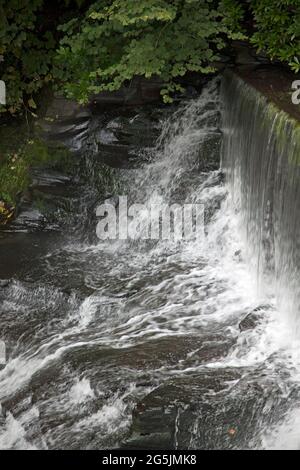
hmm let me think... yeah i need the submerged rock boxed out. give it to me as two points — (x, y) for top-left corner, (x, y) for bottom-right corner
(123, 369), (241, 449)
(124, 369), (293, 450)
(65, 334), (234, 377)
(8, 207), (47, 232)
(0, 279), (10, 288)
(30, 168), (73, 193)
(239, 305), (270, 332)
(239, 313), (261, 332)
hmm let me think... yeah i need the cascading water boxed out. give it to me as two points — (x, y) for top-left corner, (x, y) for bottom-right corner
(0, 76), (299, 449)
(222, 72), (300, 332)
(221, 71), (300, 449)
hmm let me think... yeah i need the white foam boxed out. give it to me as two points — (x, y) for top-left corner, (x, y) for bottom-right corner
(69, 377), (95, 404)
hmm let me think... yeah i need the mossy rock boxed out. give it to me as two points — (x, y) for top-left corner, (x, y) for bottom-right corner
(0, 200), (15, 225)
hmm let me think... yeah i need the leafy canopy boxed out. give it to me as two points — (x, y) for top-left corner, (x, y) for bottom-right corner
(55, 0), (245, 103)
(249, 0), (300, 73)
(0, 0), (299, 113)
(0, 0), (87, 114)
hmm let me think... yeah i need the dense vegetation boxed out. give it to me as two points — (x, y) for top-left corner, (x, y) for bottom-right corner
(250, 0), (300, 73)
(0, 0), (299, 114)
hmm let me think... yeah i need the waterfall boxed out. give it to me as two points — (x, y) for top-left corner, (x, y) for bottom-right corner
(221, 71), (300, 332)
(1, 76), (300, 449)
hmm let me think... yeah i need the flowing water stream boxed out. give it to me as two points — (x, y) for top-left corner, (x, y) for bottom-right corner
(0, 77), (299, 449)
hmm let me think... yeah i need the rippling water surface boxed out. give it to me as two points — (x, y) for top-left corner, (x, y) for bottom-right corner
(0, 80), (299, 449)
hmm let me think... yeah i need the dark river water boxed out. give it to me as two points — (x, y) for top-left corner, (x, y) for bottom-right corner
(0, 79), (300, 450)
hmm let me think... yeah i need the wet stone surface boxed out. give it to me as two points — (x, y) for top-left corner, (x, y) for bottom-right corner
(92, 107), (166, 169)
(125, 369), (300, 450)
(239, 308), (266, 332)
(0, 80), (298, 450)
